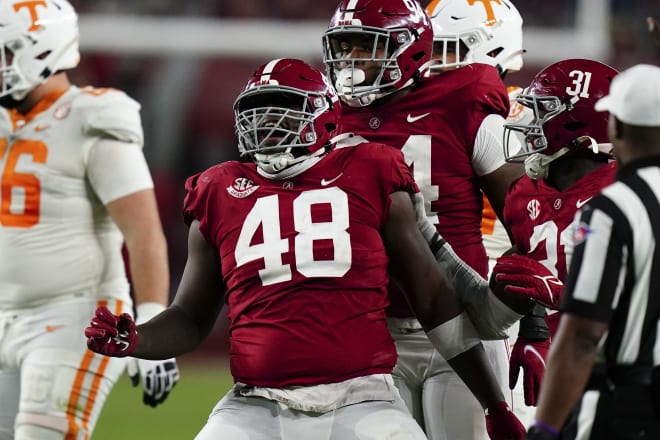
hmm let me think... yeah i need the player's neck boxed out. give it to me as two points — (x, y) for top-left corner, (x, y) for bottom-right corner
(17, 73), (71, 114)
(547, 157), (606, 191)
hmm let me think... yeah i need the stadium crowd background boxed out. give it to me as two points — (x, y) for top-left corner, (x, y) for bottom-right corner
(66, 0), (660, 358)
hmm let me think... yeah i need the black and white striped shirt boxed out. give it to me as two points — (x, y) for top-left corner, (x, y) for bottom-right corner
(562, 156), (660, 369)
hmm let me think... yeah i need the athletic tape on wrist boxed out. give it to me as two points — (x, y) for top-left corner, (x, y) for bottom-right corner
(426, 312), (481, 360)
(136, 302), (167, 324)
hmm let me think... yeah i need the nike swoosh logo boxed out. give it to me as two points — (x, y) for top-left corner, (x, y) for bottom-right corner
(45, 325), (64, 333)
(34, 125), (50, 132)
(576, 197), (592, 208)
(407, 112), (431, 123)
(523, 345), (546, 367)
(321, 173), (343, 186)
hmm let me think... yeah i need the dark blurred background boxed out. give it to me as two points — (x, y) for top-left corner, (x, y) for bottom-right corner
(67, 0), (660, 358)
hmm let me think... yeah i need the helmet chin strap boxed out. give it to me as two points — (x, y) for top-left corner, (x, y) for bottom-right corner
(334, 67), (411, 107)
(335, 68), (376, 107)
(524, 147), (570, 180)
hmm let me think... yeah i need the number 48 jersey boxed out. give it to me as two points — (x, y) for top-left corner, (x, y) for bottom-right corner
(183, 141), (418, 388)
(503, 162), (617, 280)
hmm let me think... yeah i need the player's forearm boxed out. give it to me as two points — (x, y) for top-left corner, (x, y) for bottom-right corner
(125, 227), (170, 306)
(446, 344), (505, 409)
(534, 319), (600, 430)
(132, 305), (205, 359)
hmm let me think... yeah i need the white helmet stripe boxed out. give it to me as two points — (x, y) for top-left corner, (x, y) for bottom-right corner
(341, 0), (360, 21)
(260, 58), (285, 82)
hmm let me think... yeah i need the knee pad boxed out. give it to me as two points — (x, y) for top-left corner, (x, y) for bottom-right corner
(19, 349), (125, 440)
(15, 413), (68, 440)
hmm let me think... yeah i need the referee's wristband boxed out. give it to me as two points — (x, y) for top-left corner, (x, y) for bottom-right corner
(527, 421), (559, 439)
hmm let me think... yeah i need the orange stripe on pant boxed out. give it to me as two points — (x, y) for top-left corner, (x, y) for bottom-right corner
(65, 300), (124, 440)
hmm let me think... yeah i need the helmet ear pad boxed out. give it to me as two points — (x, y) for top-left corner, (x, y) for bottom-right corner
(0, 0), (79, 100)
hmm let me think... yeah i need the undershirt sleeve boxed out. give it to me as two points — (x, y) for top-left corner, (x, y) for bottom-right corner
(86, 138), (154, 204)
(471, 113), (522, 176)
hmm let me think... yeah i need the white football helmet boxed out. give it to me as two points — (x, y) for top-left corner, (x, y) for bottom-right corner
(426, 0), (523, 76)
(0, 0), (79, 100)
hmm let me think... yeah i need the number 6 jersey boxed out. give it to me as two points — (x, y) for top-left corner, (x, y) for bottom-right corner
(0, 86), (151, 309)
(183, 140), (418, 388)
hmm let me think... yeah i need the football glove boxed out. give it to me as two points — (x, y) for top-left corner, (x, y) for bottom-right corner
(485, 401), (526, 440)
(509, 337), (550, 406)
(85, 306), (138, 357)
(128, 302), (180, 407)
(126, 357), (180, 407)
(492, 255), (564, 310)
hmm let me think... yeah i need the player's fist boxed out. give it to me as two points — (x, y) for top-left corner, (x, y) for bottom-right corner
(486, 401), (526, 440)
(492, 255), (564, 309)
(509, 337), (550, 406)
(85, 306), (138, 357)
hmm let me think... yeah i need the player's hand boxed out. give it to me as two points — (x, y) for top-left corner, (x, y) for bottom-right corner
(126, 357), (180, 407)
(492, 255), (564, 309)
(485, 401), (526, 440)
(85, 306), (138, 357)
(509, 337), (549, 406)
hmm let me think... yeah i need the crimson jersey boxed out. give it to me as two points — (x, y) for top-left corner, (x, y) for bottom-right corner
(183, 142), (418, 387)
(341, 63), (509, 315)
(504, 162), (617, 281)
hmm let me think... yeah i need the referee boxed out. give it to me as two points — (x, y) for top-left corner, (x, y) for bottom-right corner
(527, 63), (660, 439)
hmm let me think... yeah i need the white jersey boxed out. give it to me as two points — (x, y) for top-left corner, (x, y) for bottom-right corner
(0, 86), (150, 309)
(482, 86), (533, 265)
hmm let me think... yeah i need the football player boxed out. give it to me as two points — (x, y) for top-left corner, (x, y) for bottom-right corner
(492, 58), (619, 412)
(0, 1), (179, 439)
(85, 58), (526, 440)
(322, 0), (526, 438)
(426, 0), (539, 429)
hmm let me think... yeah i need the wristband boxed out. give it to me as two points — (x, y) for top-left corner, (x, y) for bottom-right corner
(136, 302), (167, 324)
(530, 421), (559, 438)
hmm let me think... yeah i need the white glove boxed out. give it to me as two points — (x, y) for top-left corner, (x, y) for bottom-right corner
(128, 302), (180, 407)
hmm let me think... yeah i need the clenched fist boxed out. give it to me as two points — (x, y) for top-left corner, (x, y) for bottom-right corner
(85, 306), (139, 357)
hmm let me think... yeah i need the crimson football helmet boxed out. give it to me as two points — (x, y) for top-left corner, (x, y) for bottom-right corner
(426, 0), (523, 76)
(322, 0), (433, 107)
(503, 59), (618, 179)
(234, 58), (342, 174)
(0, 0), (79, 101)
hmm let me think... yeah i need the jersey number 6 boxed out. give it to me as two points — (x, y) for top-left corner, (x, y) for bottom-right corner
(0, 138), (47, 228)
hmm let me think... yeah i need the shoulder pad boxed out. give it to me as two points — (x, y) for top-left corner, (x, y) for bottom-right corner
(78, 87), (144, 146)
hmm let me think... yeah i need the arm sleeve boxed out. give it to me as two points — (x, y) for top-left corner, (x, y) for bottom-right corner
(87, 138), (154, 204)
(471, 113), (522, 176)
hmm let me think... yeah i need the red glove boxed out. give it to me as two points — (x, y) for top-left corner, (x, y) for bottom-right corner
(85, 306), (139, 357)
(493, 255), (564, 309)
(509, 337), (550, 406)
(485, 401), (526, 440)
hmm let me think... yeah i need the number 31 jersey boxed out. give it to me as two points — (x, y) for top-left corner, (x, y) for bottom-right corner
(0, 86), (146, 309)
(183, 141), (418, 388)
